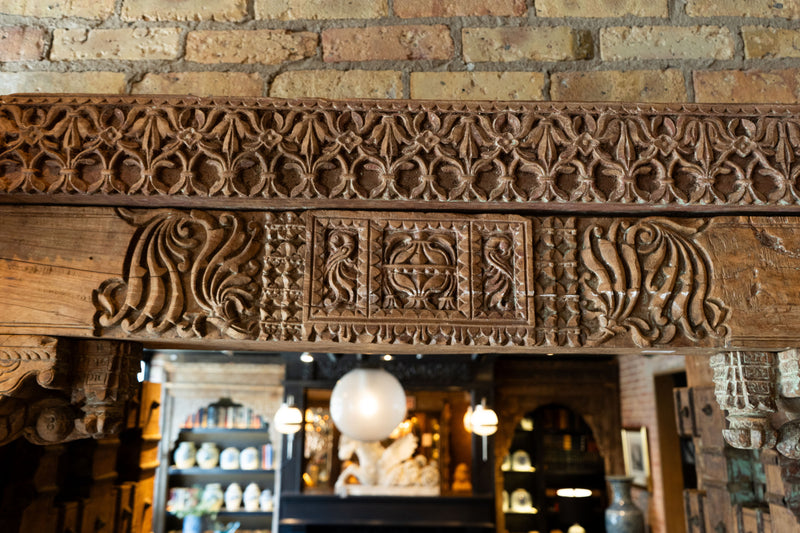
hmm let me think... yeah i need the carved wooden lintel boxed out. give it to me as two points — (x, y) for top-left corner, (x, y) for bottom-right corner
(0, 335), (141, 446)
(2, 95), (800, 212)
(89, 208), (729, 350)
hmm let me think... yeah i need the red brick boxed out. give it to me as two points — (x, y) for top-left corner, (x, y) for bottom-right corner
(694, 69), (800, 103)
(0, 27), (46, 62)
(322, 25), (453, 62)
(394, 0), (526, 17)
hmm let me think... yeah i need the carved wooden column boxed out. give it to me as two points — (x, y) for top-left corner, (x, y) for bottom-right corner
(0, 335), (142, 446)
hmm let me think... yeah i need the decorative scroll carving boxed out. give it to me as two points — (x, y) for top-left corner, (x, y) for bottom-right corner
(307, 212), (533, 346)
(710, 351), (777, 449)
(580, 218), (728, 347)
(260, 212), (306, 341)
(4, 95), (800, 210)
(95, 209), (262, 340)
(0, 336), (141, 446)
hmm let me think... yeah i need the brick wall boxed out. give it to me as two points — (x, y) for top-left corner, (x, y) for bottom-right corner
(618, 353), (687, 533)
(1, 0), (800, 102)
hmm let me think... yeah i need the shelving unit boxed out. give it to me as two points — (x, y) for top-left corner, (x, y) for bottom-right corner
(502, 405), (606, 533)
(166, 427), (277, 533)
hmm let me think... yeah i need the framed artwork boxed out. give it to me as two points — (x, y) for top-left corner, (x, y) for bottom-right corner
(621, 427), (650, 489)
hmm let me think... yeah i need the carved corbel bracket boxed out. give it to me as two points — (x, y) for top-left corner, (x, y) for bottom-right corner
(0, 335), (141, 446)
(710, 349), (800, 459)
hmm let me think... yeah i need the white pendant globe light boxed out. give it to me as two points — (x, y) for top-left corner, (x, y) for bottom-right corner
(329, 367), (406, 442)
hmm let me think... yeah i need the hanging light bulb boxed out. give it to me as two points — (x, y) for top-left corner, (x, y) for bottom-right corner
(329, 367), (406, 442)
(274, 395), (303, 459)
(467, 398), (498, 461)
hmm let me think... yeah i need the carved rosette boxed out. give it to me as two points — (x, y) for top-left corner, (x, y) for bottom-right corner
(260, 212), (306, 341)
(306, 212), (534, 346)
(579, 218), (728, 347)
(710, 351), (777, 450)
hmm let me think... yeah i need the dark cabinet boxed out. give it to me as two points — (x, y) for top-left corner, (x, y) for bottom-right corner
(502, 405), (606, 533)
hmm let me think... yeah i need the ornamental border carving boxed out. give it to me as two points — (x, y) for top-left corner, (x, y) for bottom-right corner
(2, 95), (800, 211)
(93, 208), (728, 350)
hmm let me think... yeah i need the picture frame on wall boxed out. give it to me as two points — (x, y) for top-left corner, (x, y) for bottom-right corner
(621, 427), (650, 489)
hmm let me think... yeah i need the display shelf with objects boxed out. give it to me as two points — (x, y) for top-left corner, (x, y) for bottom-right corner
(165, 399), (277, 533)
(502, 405), (606, 533)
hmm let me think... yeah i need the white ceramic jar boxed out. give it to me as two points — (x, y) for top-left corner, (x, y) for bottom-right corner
(173, 441), (196, 469)
(239, 446), (259, 470)
(243, 482), (261, 512)
(259, 488), (273, 512)
(220, 447), (240, 470)
(196, 442), (219, 469)
(201, 483), (224, 513)
(224, 483), (243, 511)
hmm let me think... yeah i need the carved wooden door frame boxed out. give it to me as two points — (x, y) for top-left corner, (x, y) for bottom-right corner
(3, 95), (800, 520)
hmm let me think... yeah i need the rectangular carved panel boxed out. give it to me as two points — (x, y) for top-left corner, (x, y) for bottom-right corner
(306, 211), (534, 346)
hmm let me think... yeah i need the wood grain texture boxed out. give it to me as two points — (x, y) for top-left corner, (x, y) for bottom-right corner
(6, 204), (800, 353)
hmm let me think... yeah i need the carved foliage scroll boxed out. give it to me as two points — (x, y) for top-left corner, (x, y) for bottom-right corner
(3, 95), (800, 209)
(307, 212), (533, 346)
(579, 218), (728, 347)
(95, 209), (262, 340)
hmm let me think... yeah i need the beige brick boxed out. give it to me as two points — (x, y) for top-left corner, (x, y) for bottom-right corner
(122, 0), (247, 21)
(743, 27), (800, 59)
(536, 0), (667, 18)
(256, 0), (387, 20)
(463, 27), (591, 63)
(694, 69), (800, 104)
(270, 70), (402, 99)
(0, 27), (46, 62)
(601, 26), (733, 61)
(131, 72), (263, 97)
(395, 0), (526, 17)
(186, 30), (317, 64)
(51, 28), (181, 61)
(551, 70), (686, 103)
(0, 71), (126, 94)
(687, 0), (800, 19)
(323, 25), (453, 62)
(410, 71), (545, 101)
(0, 0), (114, 18)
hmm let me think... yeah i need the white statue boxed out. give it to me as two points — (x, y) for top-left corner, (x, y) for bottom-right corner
(335, 433), (440, 495)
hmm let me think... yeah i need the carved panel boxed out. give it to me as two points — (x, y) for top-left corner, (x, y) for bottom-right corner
(534, 217), (579, 347)
(579, 218), (728, 347)
(95, 209), (263, 340)
(3, 95), (800, 211)
(306, 211), (533, 346)
(260, 212), (306, 341)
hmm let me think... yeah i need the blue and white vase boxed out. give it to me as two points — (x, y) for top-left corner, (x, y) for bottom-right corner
(182, 514), (202, 533)
(605, 476), (644, 533)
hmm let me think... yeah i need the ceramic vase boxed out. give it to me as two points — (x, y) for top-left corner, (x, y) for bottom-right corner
(224, 483), (243, 511)
(605, 476), (645, 533)
(240, 446), (259, 470)
(196, 442), (219, 469)
(243, 483), (261, 511)
(220, 447), (240, 470)
(201, 483), (224, 513)
(182, 514), (201, 533)
(173, 441), (196, 469)
(259, 489), (273, 512)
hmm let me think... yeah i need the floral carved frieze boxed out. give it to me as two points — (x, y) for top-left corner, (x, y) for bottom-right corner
(94, 208), (729, 349)
(1, 95), (800, 210)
